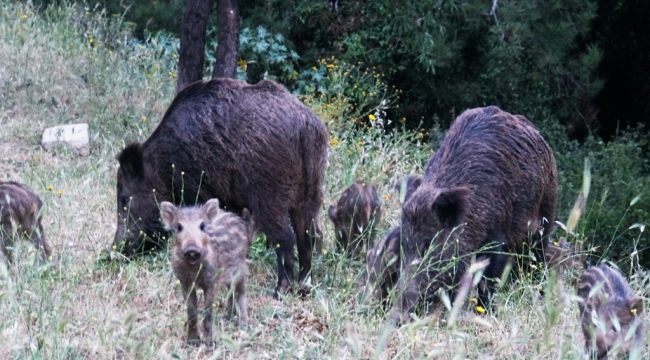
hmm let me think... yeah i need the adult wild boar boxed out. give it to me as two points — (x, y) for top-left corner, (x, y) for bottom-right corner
(113, 78), (328, 293)
(389, 106), (558, 324)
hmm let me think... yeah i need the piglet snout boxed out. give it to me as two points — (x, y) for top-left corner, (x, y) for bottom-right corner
(183, 245), (202, 265)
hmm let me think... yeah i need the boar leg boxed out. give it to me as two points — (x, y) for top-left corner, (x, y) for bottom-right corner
(291, 209), (320, 285)
(184, 288), (201, 345)
(31, 220), (52, 263)
(233, 278), (248, 325)
(478, 236), (506, 309)
(0, 220), (14, 264)
(202, 286), (215, 347)
(259, 212), (295, 294)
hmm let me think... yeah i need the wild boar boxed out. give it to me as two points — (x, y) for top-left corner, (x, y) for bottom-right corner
(113, 78), (328, 294)
(366, 227), (402, 304)
(577, 264), (646, 359)
(161, 198), (253, 346)
(365, 176), (422, 303)
(389, 106), (558, 324)
(328, 181), (381, 259)
(544, 237), (585, 280)
(0, 181), (51, 264)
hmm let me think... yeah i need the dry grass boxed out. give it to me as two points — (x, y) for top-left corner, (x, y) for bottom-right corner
(0, 3), (648, 359)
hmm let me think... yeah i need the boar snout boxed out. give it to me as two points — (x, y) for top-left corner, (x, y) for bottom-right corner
(183, 245), (202, 265)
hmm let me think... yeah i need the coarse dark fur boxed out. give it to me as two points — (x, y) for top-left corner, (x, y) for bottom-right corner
(113, 78), (328, 294)
(328, 181), (381, 259)
(366, 227), (402, 304)
(0, 181), (52, 264)
(160, 199), (253, 346)
(577, 264), (646, 359)
(389, 106), (558, 324)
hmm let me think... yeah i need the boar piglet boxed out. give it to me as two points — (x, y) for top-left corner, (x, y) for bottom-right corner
(577, 264), (646, 359)
(366, 227), (402, 304)
(161, 198), (253, 346)
(328, 181), (381, 259)
(544, 237), (585, 280)
(0, 181), (52, 264)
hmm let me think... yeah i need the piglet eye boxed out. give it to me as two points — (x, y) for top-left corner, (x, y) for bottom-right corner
(200, 222), (206, 232)
(176, 224), (183, 232)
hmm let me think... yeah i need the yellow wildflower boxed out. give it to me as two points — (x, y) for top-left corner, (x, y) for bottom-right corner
(368, 114), (376, 121)
(57, 189), (64, 195)
(141, 116), (146, 122)
(476, 306), (486, 314)
(46, 185), (53, 191)
(553, 241), (559, 246)
(470, 298), (478, 304)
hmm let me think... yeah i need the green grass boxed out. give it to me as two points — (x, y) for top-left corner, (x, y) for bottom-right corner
(0, 2), (648, 359)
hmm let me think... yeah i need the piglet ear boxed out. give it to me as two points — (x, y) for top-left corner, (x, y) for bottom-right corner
(328, 205), (338, 222)
(396, 175), (423, 204)
(241, 208), (252, 223)
(160, 202), (177, 230)
(629, 298), (645, 316)
(203, 198), (221, 221)
(432, 187), (470, 228)
(117, 143), (144, 180)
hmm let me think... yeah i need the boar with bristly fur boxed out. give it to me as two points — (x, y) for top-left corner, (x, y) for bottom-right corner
(113, 78), (327, 294)
(389, 106), (558, 324)
(161, 198), (253, 346)
(0, 181), (52, 264)
(365, 176), (422, 303)
(577, 264), (646, 359)
(328, 181), (381, 259)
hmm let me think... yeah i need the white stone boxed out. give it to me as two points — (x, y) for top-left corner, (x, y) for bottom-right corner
(42, 123), (89, 156)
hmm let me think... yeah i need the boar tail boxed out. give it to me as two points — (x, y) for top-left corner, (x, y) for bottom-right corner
(299, 119), (328, 237)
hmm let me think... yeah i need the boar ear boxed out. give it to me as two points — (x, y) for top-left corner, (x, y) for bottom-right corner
(160, 202), (177, 230)
(117, 143), (144, 180)
(203, 198), (221, 221)
(241, 208), (252, 223)
(432, 187), (470, 228)
(396, 175), (422, 203)
(328, 205), (338, 222)
(628, 298), (644, 316)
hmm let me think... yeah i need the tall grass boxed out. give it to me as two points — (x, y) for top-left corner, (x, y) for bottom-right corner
(0, 2), (648, 359)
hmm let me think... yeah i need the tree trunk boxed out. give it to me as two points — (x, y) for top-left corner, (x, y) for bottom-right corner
(176, 0), (215, 94)
(212, 0), (239, 79)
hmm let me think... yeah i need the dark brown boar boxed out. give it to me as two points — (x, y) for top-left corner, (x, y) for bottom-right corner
(112, 78), (328, 294)
(389, 106), (558, 324)
(328, 181), (381, 259)
(365, 227), (402, 304)
(577, 264), (646, 359)
(0, 181), (52, 264)
(160, 198), (253, 346)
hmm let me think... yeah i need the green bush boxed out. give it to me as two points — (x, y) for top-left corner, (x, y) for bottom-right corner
(548, 126), (650, 271)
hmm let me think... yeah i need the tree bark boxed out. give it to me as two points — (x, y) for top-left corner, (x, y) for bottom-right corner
(212, 0), (240, 79)
(176, 0), (215, 94)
